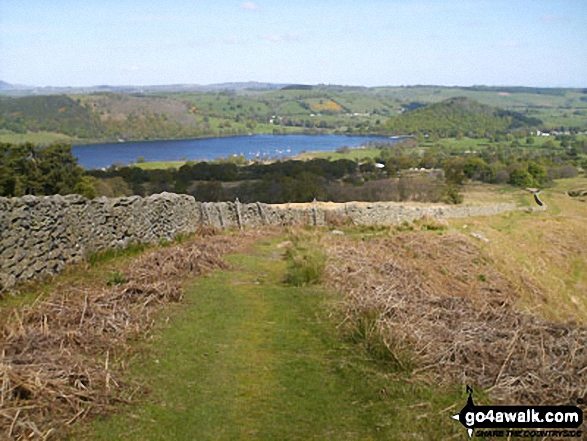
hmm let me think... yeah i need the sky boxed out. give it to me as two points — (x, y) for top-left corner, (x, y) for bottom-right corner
(0, 0), (586, 88)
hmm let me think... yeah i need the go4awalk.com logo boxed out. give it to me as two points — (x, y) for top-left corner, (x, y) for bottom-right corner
(451, 386), (584, 438)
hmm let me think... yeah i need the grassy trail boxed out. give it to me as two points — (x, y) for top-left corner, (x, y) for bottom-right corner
(87, 236), (461, 440)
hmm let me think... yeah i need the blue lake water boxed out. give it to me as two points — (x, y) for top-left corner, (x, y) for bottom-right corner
(72, 134), (398, 169)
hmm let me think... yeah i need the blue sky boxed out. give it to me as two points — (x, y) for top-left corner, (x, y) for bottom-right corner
(1, 0), (585, 87)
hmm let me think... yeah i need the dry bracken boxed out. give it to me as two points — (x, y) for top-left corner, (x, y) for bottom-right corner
(0, 231), (261, 440)
(325, 232), (587, 408)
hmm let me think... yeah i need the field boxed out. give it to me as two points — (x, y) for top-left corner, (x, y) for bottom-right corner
(0, 129), (79, 145)
(294, 145), (383, 162)
(133, 160), (187, 170)
(1, 176), (586, 439)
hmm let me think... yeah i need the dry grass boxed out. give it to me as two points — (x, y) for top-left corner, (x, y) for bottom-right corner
(326, 231), (587, 408)
(451, 177), (587, 323)
(0, 231), (261, 440)
(460, 181), (531, 206)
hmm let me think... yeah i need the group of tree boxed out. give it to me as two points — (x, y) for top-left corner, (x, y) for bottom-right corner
(0, 142), (96, 198)
(0, 96), (104, 138)
(380, 97), (543, 138)
(1, 128), (585, 205)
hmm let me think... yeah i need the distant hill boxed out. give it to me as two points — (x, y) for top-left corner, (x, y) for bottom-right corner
(0, 81), (32, 92)
(382, 97), (543, 137)
(0, 81), (287, 97)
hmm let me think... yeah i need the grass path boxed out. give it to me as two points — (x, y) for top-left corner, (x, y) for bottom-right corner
(87, 236), (462, 440)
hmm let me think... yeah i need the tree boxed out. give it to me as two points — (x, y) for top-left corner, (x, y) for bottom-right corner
(74, 176), (98, 199)
(508, 168), (535, 188)
(38, 143), (85, 195)
(444, 183), (463, 204)
(0, 142), (89, 197)
(443, 157), (467, 185)
(194, 181), (225, 201)
(527, 161), (548, 186)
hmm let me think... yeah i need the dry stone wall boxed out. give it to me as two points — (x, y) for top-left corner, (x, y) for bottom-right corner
(1, 193), (521, 290)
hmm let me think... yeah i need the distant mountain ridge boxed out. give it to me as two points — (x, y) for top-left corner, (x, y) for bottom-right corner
(2, 80), (586, 97)
(0, 81), (288, 96)
(0, 80), (32, 91)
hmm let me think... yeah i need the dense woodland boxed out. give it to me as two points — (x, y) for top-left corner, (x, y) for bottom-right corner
(0, 142), (96, 198)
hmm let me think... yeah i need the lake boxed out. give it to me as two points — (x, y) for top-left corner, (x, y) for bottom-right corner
(72, 134), (399, 169)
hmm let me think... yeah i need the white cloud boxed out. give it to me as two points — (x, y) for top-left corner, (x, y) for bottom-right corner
(240, 2), (260, 10)
(124, 65), (141, 72)
(540, 14), (569, 23)
(219, 35), (239, 45)
(494, 39), (520, 49)
(261, 33), (302, 43)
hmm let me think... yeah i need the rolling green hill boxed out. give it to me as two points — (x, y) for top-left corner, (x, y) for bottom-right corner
(382, 97), (542, 137)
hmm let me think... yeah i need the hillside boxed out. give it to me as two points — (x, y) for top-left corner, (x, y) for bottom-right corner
(382, 97), (542, 137)
(1, 179), (586, 438)
(1, 85), (585, 144)
(0, 95), (104, 138)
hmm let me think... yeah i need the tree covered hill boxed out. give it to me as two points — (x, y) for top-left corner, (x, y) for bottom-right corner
(381, 97), (543, 137)
(0, 95), (105, 138)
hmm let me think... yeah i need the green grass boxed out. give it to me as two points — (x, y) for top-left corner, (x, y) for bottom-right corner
(84, 237), (464, 440)
(0, 129), (80, 144)
(133, 160), (188, 170)
(296, 146), (382, 162)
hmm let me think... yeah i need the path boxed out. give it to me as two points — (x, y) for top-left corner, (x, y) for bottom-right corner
(88, 236), (461, 440)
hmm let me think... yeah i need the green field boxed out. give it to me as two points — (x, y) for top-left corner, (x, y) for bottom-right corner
(0, 129), (80, 144)
(295, 145), (383, 162)
(133, 160), (188, 170)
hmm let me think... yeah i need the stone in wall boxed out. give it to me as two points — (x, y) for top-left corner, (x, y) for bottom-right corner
(0, 193), (201, 291)
(1, 193), (522, 291)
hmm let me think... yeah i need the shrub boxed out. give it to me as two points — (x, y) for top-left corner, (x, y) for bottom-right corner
(508, 168), (536, 188)
(444, 183), (463, 204)
(547, 165), (579, 180)
(284, 233), (327, 286)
